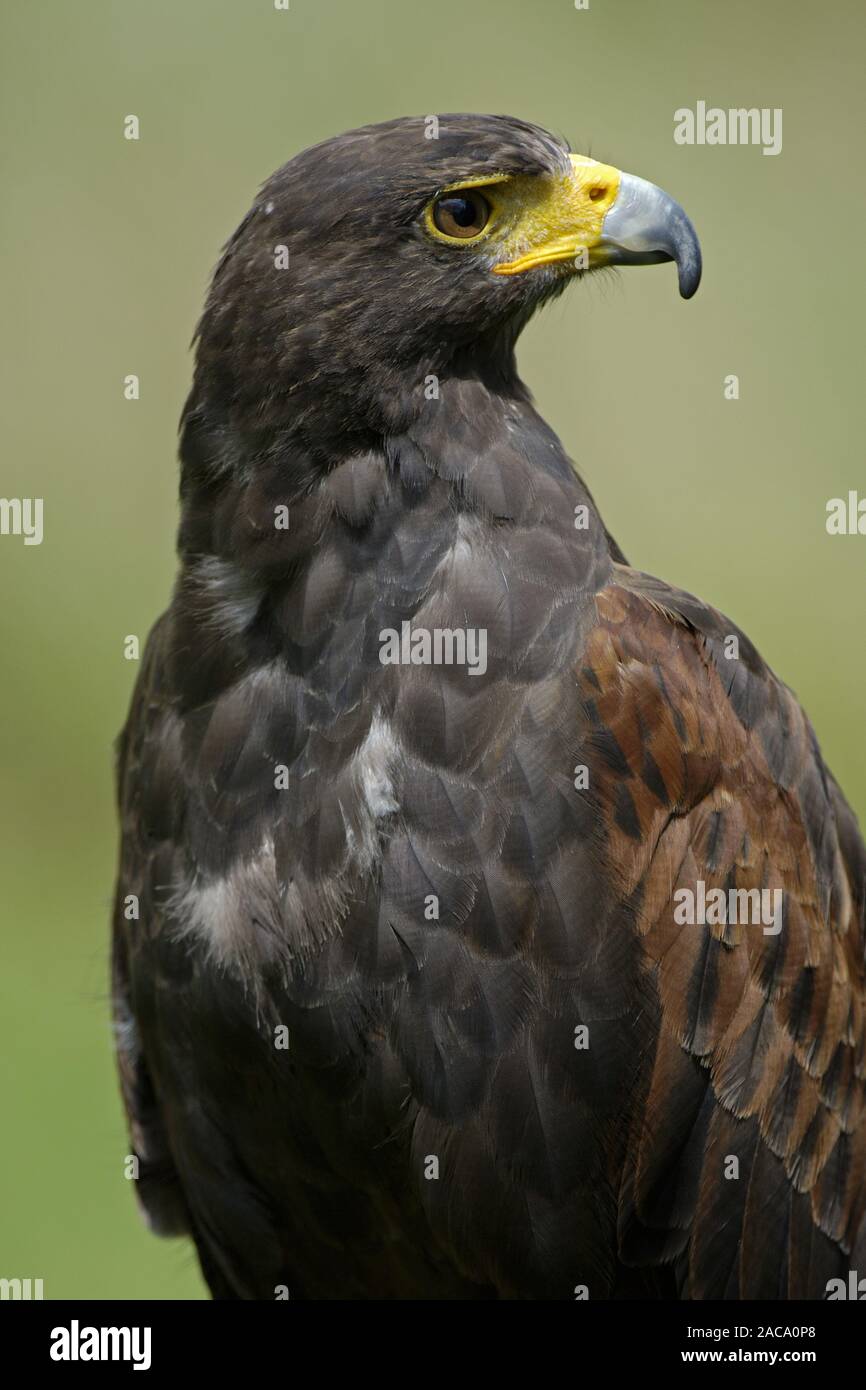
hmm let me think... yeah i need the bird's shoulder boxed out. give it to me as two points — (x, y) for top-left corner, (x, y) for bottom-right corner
(578, 562), (866, 1294)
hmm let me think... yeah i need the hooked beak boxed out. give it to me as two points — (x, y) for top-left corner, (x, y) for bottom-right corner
(594, 169), (702, 299)
(492, 154), (702, 299)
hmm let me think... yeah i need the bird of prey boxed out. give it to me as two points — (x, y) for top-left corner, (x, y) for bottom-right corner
(112, 114), (866, 1300)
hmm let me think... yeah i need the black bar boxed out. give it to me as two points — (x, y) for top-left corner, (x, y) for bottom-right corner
(3, 1297), (862, 1374)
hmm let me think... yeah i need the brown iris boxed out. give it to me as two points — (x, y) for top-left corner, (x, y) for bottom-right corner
(431, 190), (491, 239)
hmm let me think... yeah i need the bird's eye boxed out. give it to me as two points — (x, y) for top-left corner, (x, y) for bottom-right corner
(431, 190), (491, 240)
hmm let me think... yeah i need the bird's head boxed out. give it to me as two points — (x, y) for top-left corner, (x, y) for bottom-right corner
(186, 113), (701, 459)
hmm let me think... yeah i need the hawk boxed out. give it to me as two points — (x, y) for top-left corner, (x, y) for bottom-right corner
(112, 114), (866, 1299)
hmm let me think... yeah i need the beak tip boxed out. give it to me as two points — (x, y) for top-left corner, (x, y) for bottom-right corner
(678, 239), (706, 298)
(678, 257), (702, 299)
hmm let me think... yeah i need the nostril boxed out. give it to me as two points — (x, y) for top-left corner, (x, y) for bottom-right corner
(588, 185), (607, 202)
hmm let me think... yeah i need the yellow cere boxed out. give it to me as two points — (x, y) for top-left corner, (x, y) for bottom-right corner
(425, 154), (622, 276)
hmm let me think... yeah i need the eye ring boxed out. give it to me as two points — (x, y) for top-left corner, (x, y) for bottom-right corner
(431, 190), (491, 241)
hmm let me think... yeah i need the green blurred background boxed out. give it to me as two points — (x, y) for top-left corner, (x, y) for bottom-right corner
(1, 0), (863, 1299)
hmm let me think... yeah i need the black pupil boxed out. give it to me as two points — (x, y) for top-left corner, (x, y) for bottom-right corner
(443, 196), (477, 227)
